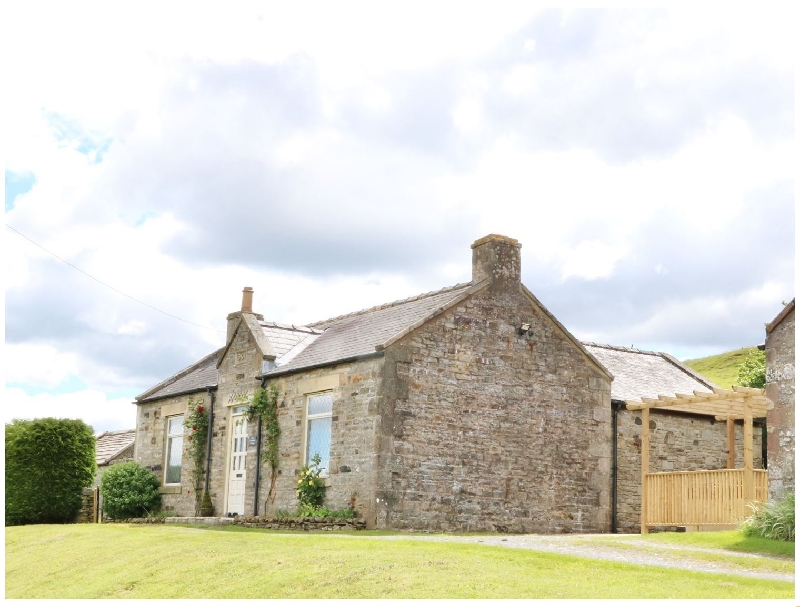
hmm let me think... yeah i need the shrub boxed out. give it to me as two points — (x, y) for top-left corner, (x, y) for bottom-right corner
(737, 348), (766, 389)
(296, 504), (355, 519)
(100, 461), (162, 520)
(296, 454), (326, 508)
(5, 418), (96, 526)
(742, 493), (795, 542)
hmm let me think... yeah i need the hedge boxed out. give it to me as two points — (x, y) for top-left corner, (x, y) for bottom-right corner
(6, 418), (96, 525)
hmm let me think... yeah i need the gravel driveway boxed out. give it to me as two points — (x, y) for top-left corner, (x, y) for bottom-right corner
(361, 533), (794, 582)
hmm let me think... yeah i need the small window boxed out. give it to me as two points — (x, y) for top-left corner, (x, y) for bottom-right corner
(306, 393), (333, 475)
(165, 415), (184, 484)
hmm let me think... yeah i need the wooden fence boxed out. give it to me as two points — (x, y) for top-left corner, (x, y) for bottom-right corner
(643, 469), (768, 528)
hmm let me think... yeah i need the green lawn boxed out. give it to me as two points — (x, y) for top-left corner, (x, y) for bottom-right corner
(4, 524), (794, 599)
(684, 347), (756, 389)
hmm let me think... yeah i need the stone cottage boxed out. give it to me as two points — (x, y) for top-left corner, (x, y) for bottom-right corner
(765, 298), (795, 500)
(134, 234), (759, 533)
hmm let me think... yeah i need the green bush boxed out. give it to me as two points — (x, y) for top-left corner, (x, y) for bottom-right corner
(5, 418), (96, 526)
(296, 504), (355, 519)
(742, 493), (795, 542)
(295, 454), (326, 508)
(736, 348), (766, 388)
(100, 461), (162, 520)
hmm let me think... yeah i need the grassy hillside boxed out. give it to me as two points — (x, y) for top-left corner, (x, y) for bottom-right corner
(683, 347), (757, 389)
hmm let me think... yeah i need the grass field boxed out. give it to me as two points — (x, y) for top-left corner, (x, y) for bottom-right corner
(683, 347), (756, 389)
(5, 524), (794, 599)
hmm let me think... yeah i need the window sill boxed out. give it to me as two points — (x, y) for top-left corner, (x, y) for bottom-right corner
(159, 485), (182, 494)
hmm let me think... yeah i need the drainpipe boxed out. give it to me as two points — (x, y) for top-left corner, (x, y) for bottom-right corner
(253, 376), (267, 516)
(611, 400), (624, 534)
(204, 388), (215, 496)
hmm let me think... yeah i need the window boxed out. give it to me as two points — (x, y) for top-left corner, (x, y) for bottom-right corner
(306, 393), (333, 475)
(165, 415), (184, 484)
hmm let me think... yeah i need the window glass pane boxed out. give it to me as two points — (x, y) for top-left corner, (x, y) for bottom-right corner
(166, 435), (183, 483)
(308, 393), (333, 416)
(168, 416), (184, 435)
(307, 417), (331, 474)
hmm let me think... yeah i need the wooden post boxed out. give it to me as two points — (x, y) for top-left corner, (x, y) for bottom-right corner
(743, 401), (754, 502)
(641, 407), (650, 535)
(726, 417), (736, 469)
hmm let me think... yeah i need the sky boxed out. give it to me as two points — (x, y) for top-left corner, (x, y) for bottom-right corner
(4, 4), (796, 434)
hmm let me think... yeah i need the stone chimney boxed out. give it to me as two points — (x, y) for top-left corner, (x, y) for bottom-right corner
(471, 234), (521, 285)
(226, 287), (259, 343)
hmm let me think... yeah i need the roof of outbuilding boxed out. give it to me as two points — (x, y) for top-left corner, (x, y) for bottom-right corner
(263, 282), (476, 377)
(583, 342), (717, 402)
(136, 348), (222, 402)
(95, 429), (136, 466)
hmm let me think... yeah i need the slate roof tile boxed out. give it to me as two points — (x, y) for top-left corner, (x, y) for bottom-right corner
(583, 342), (717, 402)
(95, 429), (136, 465)
(263, 283), (474, 376)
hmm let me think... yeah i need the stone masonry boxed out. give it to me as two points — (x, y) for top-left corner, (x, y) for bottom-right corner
(374, 236), (612, 533)
(766, 301), (795, 500)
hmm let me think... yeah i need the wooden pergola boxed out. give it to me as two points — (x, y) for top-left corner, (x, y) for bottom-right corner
(625, 386), (773, 534)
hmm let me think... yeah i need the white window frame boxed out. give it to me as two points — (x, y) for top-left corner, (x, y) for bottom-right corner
(304, 392), (333, 477)
(164, 415), (184, 485)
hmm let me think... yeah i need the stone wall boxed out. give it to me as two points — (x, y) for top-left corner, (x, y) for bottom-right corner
(615, 408), (766, 533)
(375, 283), (612, 533)
(74, 487), (97, 523)
(766, 306), (795, 500)
(234, 515), (367, 531)
(261, 358), (383, 524)
(134, 391), (207, 515)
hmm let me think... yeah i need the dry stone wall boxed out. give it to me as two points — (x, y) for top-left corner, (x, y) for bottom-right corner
(376, 284), (612, 533)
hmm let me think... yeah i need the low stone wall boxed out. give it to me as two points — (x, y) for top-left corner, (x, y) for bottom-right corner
(73, 487), (96, 523)
(234, 515), (367, 531)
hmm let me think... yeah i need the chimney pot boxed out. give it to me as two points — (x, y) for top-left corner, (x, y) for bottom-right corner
(241, 287), (254, 313)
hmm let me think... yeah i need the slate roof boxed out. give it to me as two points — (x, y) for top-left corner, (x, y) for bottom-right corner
(263, 283), (475, 377)
(583, 342), (717, 402)
(259, 321), (323, 366)
(95, 429), (135, 466)
(136, 348), (222, 402)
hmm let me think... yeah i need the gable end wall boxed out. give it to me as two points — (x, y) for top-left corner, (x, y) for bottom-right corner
(376, 284), (612, 533)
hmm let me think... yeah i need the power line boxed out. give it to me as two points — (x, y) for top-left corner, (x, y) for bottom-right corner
(5, 224), (224, 333)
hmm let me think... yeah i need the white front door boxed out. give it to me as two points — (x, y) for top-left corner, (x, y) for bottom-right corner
(226, 409), (248, 516)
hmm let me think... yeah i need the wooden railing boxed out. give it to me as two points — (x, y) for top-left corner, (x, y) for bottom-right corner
(643, 469), (768, 528)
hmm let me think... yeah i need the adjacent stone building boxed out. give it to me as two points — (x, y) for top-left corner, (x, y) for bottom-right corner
(765, 299), (795, 500)
(134, 234), (760, 532)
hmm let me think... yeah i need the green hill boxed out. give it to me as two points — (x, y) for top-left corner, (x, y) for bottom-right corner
(683, 347), (758, 389)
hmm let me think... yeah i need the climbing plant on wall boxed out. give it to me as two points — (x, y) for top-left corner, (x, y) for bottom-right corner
(247, 384), (281, 506)
(184, 398), (209, 514)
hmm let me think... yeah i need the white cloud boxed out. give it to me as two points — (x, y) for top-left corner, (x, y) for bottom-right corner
(5, 344), (80, 388)
(561, 241), (629, 281)
(3, 387), (136, 433)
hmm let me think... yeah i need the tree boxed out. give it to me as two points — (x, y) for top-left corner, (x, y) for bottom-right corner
(737, 348), (766, 389)
(100, 461), (162, 519)
(5, 418), (96, 525)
